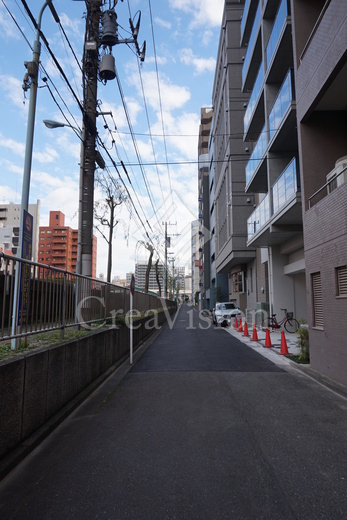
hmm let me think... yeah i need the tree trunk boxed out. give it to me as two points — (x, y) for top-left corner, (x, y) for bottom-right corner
(155, 259), (162, 297)
(145, 246), (154, 293)
(107, 199), (114, 283)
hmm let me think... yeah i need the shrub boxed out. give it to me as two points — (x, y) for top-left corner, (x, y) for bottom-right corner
(297, 327), (309, 362)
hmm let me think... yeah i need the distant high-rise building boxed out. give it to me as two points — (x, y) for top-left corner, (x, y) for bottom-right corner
(0, 200), (40, 261)
(134, 261), (164, 294)
(38, 211), (97, 277)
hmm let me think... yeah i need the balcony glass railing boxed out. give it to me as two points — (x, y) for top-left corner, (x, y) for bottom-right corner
(245, 124), (267, 186)
(272, 158), (298, 213)
(242, 0), (261, 86)
(241, 0), (251, 41)
(266, 0), (289, 69)
(244, 62), (263, 133)
(247, 194), (270, 239)
(269, 69), (293, 140)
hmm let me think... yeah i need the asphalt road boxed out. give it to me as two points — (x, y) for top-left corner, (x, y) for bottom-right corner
(0, 304), (346, 519)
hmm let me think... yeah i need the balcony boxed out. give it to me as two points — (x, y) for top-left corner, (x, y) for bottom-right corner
(245, 125), (268, 192)
(242, 0), (262, 91)
(244, 62), (264, 138)
(309, 158), (347, 208)
(266, 0), (290, 73)
(268, 69), (297, 153)
(272, 158), (298, 214)
(247, 158), (302, 246)
(247, 194), (270, 239)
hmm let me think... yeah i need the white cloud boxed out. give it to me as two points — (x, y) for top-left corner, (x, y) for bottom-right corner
(179, 48), (216, 75)
(0, 6), (22, 40)
(0, 185), (20, 204)
(155, 17), (172, 30)
(59, 12), (84, 39)
(0, 133), (25, 157)
(34, 146), (59, 164)
(0, 75), (27, 111)
(145, 56), (168, 66)
(128, 69), (191, 112)
(169, 0), (224, 28)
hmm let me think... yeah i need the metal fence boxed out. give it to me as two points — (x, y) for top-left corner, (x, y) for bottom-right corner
(0, 252), (175, 344)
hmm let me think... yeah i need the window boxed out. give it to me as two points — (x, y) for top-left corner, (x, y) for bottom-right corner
(336, 266), (347, 297)
(312, 272), (323, 328)
(232, 272), (245, 293)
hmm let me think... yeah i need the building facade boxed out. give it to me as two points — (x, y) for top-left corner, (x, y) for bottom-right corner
(191, 220), (200, 304)
(208, 0), (346, 385)
(134, 261), (164, 294)
(241, 0), (307, 323)
(291, 0), (347, 385)
(198, 107), (213, 310)
(39, 211), (97, 277)
(211, 0), (256, 315)
(0, 201), (40, 261)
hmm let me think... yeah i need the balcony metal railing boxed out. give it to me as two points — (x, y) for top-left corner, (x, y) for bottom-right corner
(269, 68), (294, 140)
(247, 193), (270, 239)
(308, 163), (347, 208)
(242, 0), (261, 87)
(0, 252), (174, 344)
(266, 0), (289, 69)
(272, 158), (298, 213)
(245, 124), (267, 186)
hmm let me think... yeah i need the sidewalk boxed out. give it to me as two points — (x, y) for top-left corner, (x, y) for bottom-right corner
(224, 318), (347, 399)
(226, 320), (301, 356)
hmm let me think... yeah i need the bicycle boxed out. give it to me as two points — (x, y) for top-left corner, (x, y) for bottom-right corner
(262, 308), (300, 333)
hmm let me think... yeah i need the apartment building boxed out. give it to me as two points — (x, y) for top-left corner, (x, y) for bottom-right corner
(291, 0), (347, 385)
(198, 107), (213, 310)
(134, 261), (164, 294)
(240, 0), (308, 323)
(209, 0), (346, 385)
(39, 211), (97, 277)
(191, 220), (200, 304)
(0, 201), (40, 261)
(211, 0), (256, 314)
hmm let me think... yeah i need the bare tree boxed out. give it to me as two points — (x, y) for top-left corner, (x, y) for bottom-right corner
(144, 242), (154, 293)
(94, 171), (127, 282)
(155, 258), (162, 297)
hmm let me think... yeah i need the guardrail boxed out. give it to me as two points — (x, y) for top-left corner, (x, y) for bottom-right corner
(0, 252), (175, 345)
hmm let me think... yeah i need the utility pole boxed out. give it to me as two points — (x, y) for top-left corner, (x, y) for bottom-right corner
(78, 0), (101, 278)
(78, 0), (145, 278)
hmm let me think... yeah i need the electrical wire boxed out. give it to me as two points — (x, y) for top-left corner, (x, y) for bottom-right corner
(113, 64), (164, 233)
(147, 0), (174, 204)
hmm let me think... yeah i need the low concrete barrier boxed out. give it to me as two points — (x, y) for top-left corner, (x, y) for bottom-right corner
(0, 308), (174, 478)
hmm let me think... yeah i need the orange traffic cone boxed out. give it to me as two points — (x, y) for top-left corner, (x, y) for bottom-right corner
(238, 320), (243, 333)
(234, 316), (238, 329)
(264, 327), (272, 348)
(280, 330), (289, 355)
(251, 324), (259, 341)
(243, 321), (249, 337)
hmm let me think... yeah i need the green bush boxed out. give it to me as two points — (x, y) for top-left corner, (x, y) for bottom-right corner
(297, 327), (309, 362)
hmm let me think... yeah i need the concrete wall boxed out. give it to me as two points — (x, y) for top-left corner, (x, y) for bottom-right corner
(0, 310), (174, 475)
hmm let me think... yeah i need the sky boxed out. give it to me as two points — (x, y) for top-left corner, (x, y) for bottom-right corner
(0, 0), (224, 279)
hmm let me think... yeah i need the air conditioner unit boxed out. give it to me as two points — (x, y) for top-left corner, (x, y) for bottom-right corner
(335, 156), (347, 187)
(326, 156), (347, 193)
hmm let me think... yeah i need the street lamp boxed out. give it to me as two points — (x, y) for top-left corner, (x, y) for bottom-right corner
(43, 119), (84, 277)
(43, 118), (106, 277)
(43, 119), (81, 134)
(11, 1), (60, 349)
